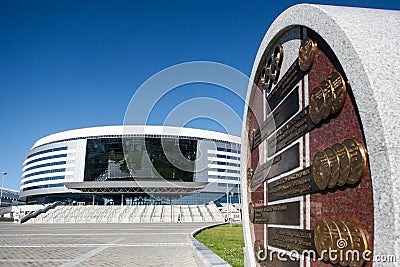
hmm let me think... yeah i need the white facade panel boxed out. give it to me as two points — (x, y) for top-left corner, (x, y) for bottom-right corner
(73, 139), (87, 183)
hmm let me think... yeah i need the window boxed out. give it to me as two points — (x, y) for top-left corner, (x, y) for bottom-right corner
(216, 147), (240, 154)
(24, 161), (66, 172)
(21, 176), (65, 186)
(208, 168), (240, 174)
(25, 154), (67, 166)
(27, 146), (67, 159)
(22, 183), (64, 192)
(213, 161), (240, 167)
(23, 168), (66, 179)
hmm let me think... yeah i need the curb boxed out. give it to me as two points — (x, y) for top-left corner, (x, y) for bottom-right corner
(189, 222), (232, 267)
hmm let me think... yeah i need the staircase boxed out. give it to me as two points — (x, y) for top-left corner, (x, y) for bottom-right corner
(24, 202), (226, 224)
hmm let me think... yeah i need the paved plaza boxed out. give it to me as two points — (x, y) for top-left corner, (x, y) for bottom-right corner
(0, 222), (214, 266)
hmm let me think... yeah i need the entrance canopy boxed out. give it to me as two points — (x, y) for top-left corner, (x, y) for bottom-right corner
(64, 180), (208, 197)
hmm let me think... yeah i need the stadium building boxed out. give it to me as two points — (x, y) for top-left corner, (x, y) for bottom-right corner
(0, 188), (19, 207)
(20, 126), (241, 206)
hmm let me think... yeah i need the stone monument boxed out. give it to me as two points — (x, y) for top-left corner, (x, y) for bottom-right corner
(241, 4), (400, 267)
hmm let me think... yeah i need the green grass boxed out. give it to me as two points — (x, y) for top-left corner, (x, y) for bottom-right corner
(194, 224), (244, 267)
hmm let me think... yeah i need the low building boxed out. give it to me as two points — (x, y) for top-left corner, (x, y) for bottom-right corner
(0, 188), (19, 207)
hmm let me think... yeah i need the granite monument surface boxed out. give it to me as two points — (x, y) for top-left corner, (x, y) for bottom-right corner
(241, 4), (400, 267)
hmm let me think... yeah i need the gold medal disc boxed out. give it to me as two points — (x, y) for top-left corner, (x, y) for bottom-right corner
(312, 151), (331, 190)
(333, 143), (351, 186)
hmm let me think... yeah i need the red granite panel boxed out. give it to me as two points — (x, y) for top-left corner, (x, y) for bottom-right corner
(308, 43), (374, 267)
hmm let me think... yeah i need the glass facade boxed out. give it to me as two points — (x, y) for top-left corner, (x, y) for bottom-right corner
(84, 137), (197, 182)
(84, 138), (130, 181)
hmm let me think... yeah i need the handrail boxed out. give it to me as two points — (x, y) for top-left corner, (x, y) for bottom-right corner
(19, 201), (63, 223)
(0, 206), (12, 216)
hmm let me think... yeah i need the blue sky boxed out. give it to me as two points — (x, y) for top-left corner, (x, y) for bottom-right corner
(1, 0), (399, 190)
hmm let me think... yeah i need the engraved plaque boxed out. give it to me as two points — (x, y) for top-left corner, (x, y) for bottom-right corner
(251, 143), (300, 190)
(267, 108), (316, 156)
(252, 201), (300, 225)
(268, 227), (315, 253)
(268, 167), (317, 202)
(252, 87), (300, 149)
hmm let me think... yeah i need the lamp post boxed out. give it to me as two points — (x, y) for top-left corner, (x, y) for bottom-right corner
(0, 172), (7, 207)
(226, 183), (229, 222)
(229, 192), (233, 227)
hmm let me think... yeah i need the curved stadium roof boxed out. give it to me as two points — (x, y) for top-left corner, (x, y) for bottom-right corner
(32, 125), (241, 149)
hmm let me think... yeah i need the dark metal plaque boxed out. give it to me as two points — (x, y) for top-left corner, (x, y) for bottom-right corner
(272, 87), (300, 130)
(251, 143), (300, 190)
(268, 167), (320, 202)
(268, 227), (315, 253)
(267, 143), (300, 179)
(267, 60), (306, 112)
(252, 88), (300, 150)
(268, 107), (317, 157)
(253, 201), (300, 225)
(252, 128), (262, 150)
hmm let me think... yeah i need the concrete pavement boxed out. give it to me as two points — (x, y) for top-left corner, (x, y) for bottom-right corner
(0, 222), (216, 266)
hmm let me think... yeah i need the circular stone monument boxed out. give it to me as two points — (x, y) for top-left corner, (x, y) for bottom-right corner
(241, 4), (400, 267)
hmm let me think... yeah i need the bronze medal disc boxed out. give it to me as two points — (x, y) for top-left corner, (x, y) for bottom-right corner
(324, 147), (340, 188)
(309, 87), (325, 125)
(356, 139), (368, 174)
(312, 151), (331, 191)
(320, 80), (333, 120)
(326, 221), (342, 264)
(343, 139), (367, 185)
(345, 222), (369, 267)
(333, 143), (351, 186)
(298, 37), (317, 72)
(248, 202), (255, 223)
(329, 72), (347, 114)
(249, 129), (255, 149)
(247, 168), (254, 188)
(314, 221), (332, 262)
(337, 221), (354, 267)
